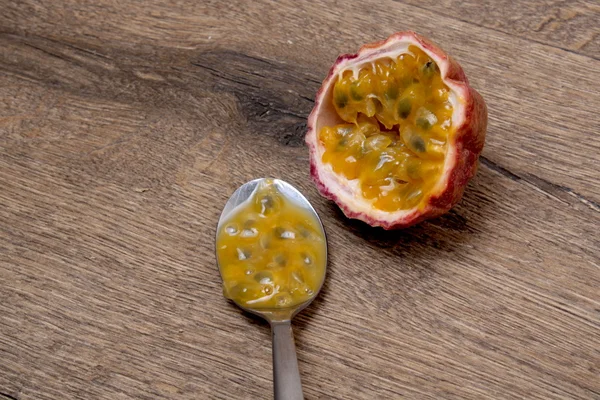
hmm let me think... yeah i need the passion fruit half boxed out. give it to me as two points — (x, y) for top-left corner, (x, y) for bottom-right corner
(306, 31), (487, 229)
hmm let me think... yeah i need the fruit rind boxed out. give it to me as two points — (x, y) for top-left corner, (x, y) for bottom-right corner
(306, 31), (487, 229)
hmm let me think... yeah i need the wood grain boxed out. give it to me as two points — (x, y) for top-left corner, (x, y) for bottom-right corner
(399, 0), (600, 59)
(1, 1), (599, 399)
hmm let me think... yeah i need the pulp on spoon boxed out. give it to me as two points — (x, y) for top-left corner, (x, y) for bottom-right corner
(216, 179), (327, 310)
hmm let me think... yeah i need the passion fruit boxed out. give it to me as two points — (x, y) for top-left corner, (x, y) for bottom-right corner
(306, 31), (487, 229)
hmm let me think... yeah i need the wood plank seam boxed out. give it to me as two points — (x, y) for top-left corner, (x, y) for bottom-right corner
(480, 157), (600, 212)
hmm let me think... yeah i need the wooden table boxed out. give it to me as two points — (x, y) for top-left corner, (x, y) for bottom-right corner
(1, 1), (599, 399)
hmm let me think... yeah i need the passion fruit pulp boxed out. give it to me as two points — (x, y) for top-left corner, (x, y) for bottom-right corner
(306, 31), (487, 229)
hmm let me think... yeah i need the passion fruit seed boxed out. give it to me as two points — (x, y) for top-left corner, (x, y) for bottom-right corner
(225, 224), (239, 235)
(415, 107), (438, 131)
(317, 45), (451, 212)
(240, 227), (258, 238)
(259, 195), (276, 214)
(364, 135), (393, 152)
(385, 83), (399, 100)
(254, 271), (273, 285)
(411, 136), (426, 153)
(274, 226), (296, 240)
(236, 248), (251, 260)
(227, 283), (263, 302)
(422, 60), (437, 78)
(350, 81), (365, 100)
(397, 98), (412, 119)
(226, 284), (247, 299)
(336, 136), (348, 150)
(335, 91), (349, 109)
(274, 253), (287, 267)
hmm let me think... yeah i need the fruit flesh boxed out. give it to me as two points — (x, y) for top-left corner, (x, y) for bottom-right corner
(318, 45), (453, 212)
(216, 180), (326, 309)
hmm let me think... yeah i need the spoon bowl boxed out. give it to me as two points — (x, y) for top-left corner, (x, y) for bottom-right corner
(216, 178), (327, 400)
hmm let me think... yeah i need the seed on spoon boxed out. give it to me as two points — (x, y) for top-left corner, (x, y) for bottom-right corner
(225, 224), (239, 235)
(275, 293), (292, 307)
(237, 248), (251, 260)
(274, 226), (296, 240)
(240, 228), (258, 238)
(274, 253), (287, 267)
(254, 271), (274, 285)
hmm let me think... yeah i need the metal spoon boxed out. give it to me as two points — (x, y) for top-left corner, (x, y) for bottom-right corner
(216, 178), (327, 400)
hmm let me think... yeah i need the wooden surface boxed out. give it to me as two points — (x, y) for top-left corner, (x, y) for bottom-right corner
(1, 1), (599, 399)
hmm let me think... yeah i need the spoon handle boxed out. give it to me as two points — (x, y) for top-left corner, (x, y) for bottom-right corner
(271, 320), (304, 400)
